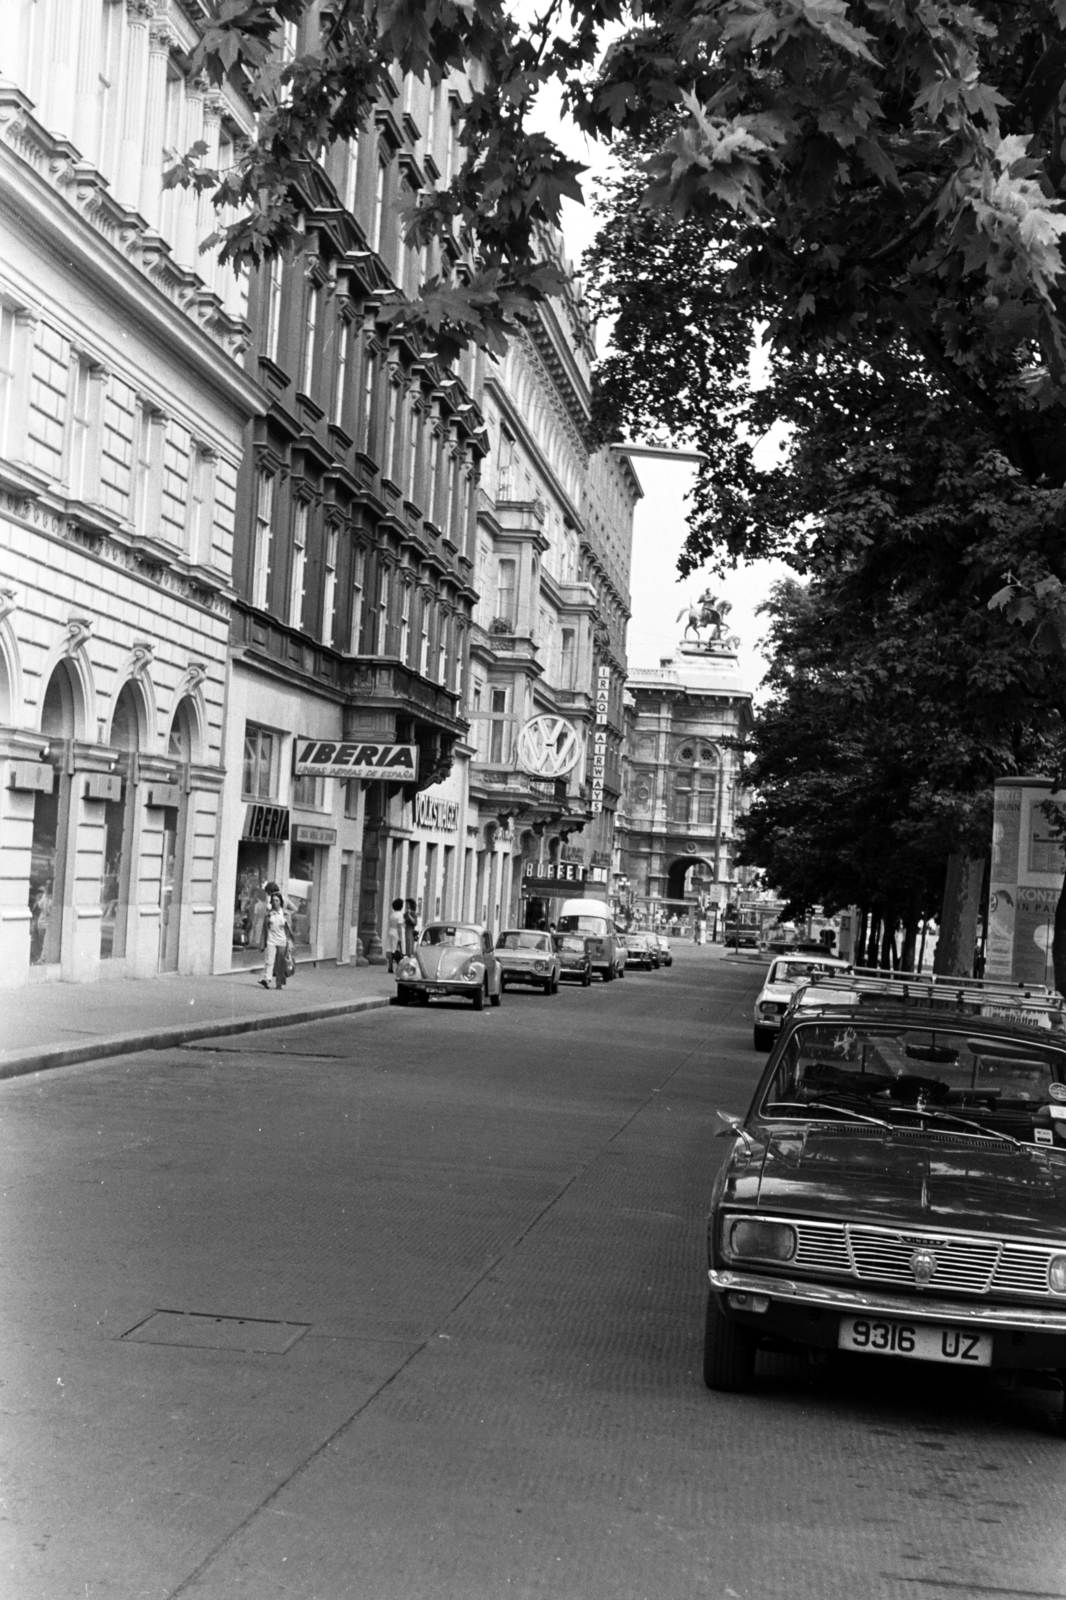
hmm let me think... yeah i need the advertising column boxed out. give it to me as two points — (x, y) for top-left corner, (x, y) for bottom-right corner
(987, 776), (1062, 986)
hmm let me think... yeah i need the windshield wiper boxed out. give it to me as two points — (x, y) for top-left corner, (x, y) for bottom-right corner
(802, 1101), (896, 1132)
(885, 1103), (1022, 1149)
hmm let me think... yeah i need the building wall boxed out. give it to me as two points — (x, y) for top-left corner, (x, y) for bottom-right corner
(0, 10), (262, 987)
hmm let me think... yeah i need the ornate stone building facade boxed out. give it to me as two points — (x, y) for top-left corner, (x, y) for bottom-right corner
(0, 1), (262, 986)
(617, 631), (753, 934)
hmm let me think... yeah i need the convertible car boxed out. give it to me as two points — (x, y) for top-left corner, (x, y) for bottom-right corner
(394, 923), (502, 1010)
(705, 972), (1066, 1430)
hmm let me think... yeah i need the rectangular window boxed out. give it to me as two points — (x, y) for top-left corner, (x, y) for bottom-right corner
(293, 771), (324, 809)
(399, 581), (412, 664)
(350, 544), (366, 653)
(384, 378), (400, 478)
(376, 565), (390, 655)
(301, 283), (318, 394)
(426, 428), (441, 522)
(322, 523), (338, 646)
(251, 468), (275, 609)
(419, 598), (431, 677)
(372, 157), (387, 253)
(670, 771), (693, 824)
(67, 358), (93, 501)
(243, 724), (277, 799)
(437, 614), (448, 685)
(344, 138), (359, 214)
(0, 304), (16, 456)
(488, 686), (509, 764)
(332, 317), (350, 427)
(560, 627), (575, 689)
(697, 772), (718, 827)
(495, 558), (516, 626)
(360, 348), (376, 453)
(264, 256), (283, 363)
(132, 404), (160, 534)
(289, 499), (308, 627)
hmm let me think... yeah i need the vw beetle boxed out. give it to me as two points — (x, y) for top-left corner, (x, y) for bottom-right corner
(395, 923), (502, 1009)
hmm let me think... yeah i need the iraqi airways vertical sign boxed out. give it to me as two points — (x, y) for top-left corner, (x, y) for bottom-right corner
(294, 740), (419, 780)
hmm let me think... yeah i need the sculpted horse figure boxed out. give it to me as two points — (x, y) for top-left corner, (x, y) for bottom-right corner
(677, 590), (733, 642)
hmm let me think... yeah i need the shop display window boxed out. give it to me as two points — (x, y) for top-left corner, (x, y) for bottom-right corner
(287, 844), (317, 949)
(234, 843), (272, 956)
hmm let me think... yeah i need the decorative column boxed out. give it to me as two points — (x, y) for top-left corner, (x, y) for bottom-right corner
(198, 91), (225, 293)
(116, 0), (151, 210)
(72, 0), (104, 158)
(139, 18), (174, 231)
(176, 76), (206, 268)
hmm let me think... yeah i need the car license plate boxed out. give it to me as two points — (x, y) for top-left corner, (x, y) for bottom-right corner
(838, 1316), (990, 1366)
(424, 985), (448, 995)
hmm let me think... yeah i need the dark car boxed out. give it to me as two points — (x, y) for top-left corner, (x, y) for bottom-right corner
(704, 973), (1066, 1428)
(554, 932), (593, 986)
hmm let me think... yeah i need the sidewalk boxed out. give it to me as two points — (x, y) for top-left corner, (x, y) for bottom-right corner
(0, 959), (395, 1080)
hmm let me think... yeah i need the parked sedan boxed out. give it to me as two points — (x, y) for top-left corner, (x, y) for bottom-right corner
(651, 934), (673, 967)
(705, 975), (1066, 1425)
(625, 932), (658, 970)
(496, 929), (561, 993)
(395, 923), (502, 1009)
(554, 932), (593, 986)
(752, 953), (852, 1049)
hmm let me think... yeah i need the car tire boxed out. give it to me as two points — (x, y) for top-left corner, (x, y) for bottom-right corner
(500, 979), (507, 993)
(550, 975), (559, 994)
(489, 988), (502, 1007)
(472, 982), (485, 1011)
(603, 966), (614, 982)
(395, 987), (412, 1006)
(753, 1025), (775, 1051)
(702, 1291), (758, 1392)
(616, 963), (625, 980)
(582, 967), (592, 987)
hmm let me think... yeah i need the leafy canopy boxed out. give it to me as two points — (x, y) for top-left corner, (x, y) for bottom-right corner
(183, 1), (1066, 379)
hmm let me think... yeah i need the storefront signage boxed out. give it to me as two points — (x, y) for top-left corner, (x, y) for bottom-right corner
(414, 792), (460, 832)
(523, 860), (587, 883)
(293, 823), (337, 846)
(243, 803), (290, 842)
(522, 875), (593, 898)
(294, 740), (419, 781)
(516, 716), (580, 779)
(7, 761), (54, 794)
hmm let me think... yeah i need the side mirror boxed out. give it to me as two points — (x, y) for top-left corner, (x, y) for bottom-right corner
(716, 1110), (754, 1150)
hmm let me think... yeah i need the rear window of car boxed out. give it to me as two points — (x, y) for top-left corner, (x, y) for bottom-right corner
(420, 925), (479, 948)
(556, 935), (587, 953)
(498, 932), (551, 951)
(771, 960), (845, 983)
(558, 915), (608, 936)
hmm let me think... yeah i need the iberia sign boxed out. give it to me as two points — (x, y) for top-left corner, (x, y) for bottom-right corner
(294, 740), (419, 781)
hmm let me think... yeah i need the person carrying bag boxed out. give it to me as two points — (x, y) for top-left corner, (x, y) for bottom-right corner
(259, 891), (295, 989)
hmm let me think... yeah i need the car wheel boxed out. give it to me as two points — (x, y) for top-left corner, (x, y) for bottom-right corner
(582, 967), (592, 987)
(550, 975), (559, 994)
(753, 1025), (775, 1051)
(472, 982), (485, 1011)
(603, 966), (614, 982)
(489, 986), (502, 1007)
(703, 1291), (758, 1392)
(500, 979), (507, 993)
(616, 962), (625, 980)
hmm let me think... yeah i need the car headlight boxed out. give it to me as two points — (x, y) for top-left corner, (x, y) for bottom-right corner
(460, 960), (485, 982)
(397, 958), (418, 979)
(725, 1217), (797, 1263)
(1049, 1254), (1066, 1295)
(533, 960), (547, 972)
(757, 1002), (781, 1018)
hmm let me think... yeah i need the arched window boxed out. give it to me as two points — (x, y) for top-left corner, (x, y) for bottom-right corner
(168, 697), (195, 764)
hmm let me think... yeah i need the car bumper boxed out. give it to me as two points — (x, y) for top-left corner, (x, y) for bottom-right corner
(709, 1267), (1066, 1369)
(500, 967), (550, 983)
(397, 979), (480, 996)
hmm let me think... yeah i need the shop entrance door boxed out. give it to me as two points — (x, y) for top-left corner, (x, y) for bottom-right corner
(158, 806), (180, 972)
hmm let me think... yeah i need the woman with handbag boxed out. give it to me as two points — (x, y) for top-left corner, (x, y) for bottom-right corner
(259, 891), (294, 989)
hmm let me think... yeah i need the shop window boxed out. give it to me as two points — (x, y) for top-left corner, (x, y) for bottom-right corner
(287, 844), (318, 950)
(243, 724), (277, 799)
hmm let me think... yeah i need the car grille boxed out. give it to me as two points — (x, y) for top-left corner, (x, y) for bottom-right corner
(776, 1218), (1064, 1298)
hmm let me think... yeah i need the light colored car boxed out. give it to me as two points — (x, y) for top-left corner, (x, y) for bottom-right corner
(651, 934), (673, 967)
(497, 929), (561, 994)
(395, 923), (502, 1010)
(752, 953), (852, 1049)
(625, 932), (657, 970)
(554, 933), (593, 986)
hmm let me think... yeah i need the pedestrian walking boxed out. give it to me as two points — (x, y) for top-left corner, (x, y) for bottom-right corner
(403, 897), (419, 956)
(387, 898), (405, 972)
(259, 891), (294, 989)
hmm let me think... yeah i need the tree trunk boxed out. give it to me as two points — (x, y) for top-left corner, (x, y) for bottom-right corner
(880, 919), (897, 970)
(934, 854), (985, 977)
(864, 913), (881, 968)
(917, 920), (929, 973)
(1053, 873), (1066, 996)
(900, 905), (920, 972)
(856, 906), (868, 966)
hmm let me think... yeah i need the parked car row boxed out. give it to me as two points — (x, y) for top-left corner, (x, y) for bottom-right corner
(394, 898), (652, 1009)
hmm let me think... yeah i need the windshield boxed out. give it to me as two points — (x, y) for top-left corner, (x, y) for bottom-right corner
(771, 959), (845, 984)
(419, 925), (480, 948)
(556, 935), (587, 953)
(759, 1019), (1066, 1141)
(498, 932), (551, 951)
(558, 915), (608, 937)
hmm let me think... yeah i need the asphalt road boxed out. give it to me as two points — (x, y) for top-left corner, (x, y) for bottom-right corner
(3, 947), (1066, 1600)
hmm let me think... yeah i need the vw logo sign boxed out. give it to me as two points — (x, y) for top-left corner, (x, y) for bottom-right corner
(910, 1249), (937, 1287)
(516, 716), (581, 779)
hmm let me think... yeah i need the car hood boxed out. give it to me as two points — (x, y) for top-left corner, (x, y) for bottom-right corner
(499, 948), (549, 965)
(415, 946), (480, 981)
(721, 1126), (1066, 1241)
(758, 983), (798, 1003)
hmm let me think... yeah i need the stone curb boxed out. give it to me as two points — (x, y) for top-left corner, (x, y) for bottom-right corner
(0, 994), (392, 1081)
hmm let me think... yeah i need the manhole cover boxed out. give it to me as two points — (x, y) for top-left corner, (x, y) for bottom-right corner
(121, 1310), (309, 1354)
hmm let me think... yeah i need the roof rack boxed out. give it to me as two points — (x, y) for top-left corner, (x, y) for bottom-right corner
(798, 967), (1065, 1031)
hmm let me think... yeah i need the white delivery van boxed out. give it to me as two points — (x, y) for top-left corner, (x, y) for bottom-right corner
(556, 898), (625, 983)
